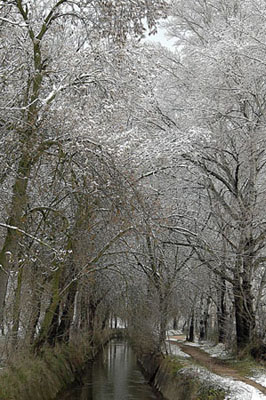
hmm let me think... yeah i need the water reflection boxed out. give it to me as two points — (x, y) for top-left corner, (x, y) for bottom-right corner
(59, 339), (161, 400)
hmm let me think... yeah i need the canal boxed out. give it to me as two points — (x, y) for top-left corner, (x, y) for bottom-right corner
(58, 339), (162, 400)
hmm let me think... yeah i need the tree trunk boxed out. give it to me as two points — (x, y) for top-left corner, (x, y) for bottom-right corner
(11, 265), (23, 348)
(26, 263), (43, 344)
(88, 301), (97, 335)
(234, 278), (255, 350)
(217, 277), (227, 343)
(173, 316), (178, 330)
(28, 297), (41, 345)
(34, 266), (62, 349)
(46, 303), (60, 346)
(158, 292), (168, 350)
(234, 233), (256, 351)
(57, 279), (78, 343)
(79, 291), (88, 330)
(0, 150), (32, 330)
(202, 296), (211, 340)
(187, 311), (194, 342)
(101, 310), (110, 330)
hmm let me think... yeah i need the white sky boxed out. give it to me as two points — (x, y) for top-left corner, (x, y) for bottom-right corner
(143, 21), (176, 50)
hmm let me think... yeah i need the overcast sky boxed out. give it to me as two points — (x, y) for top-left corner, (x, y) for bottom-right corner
(144, 24), (176, 49)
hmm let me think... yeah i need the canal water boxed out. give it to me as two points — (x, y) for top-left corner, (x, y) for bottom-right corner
(59, 339), (162, 400)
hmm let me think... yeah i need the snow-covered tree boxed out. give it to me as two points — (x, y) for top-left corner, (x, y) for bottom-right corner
(156, 0), (266, 350)
(0, 0), (168, 346)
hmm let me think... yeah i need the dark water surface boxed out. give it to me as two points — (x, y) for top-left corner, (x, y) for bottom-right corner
(59, 339), (161, 400)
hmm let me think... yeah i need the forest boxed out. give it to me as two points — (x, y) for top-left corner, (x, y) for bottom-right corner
(0, 0), (266, 373)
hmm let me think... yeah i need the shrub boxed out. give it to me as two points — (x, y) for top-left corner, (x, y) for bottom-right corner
(0, 336), (95, 400)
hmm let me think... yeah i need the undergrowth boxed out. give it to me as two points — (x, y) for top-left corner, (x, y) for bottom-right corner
(0, 335), (98, 400)
(163, 355), (227, 400)
(226, 356), (265, 377)
(166, 355), (187, 376)
(196, 385), (227, 400)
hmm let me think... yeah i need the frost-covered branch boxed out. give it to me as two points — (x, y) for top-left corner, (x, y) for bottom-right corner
(0, 223), (56, 251)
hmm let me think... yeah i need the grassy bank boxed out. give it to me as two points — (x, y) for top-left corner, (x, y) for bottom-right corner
(154, 356), (227, 400)
(138, 352), (227, 400)
(0, 332), (112, 400)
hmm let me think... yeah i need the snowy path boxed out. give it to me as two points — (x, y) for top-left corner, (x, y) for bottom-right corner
(178, 343), (266, 395)
(167, 336), (266, 399)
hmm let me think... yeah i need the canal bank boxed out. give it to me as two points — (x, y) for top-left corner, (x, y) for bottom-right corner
(0, 331), (113, 400)
(58, 339), (162, 400)
(0, 333), (230, 400)
(138, 348), (227, 400)
(144, 355), (226, 400)
(57, 337), (227, 400)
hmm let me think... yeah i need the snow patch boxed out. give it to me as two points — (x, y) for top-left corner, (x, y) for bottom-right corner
(165, 338), (266, 398)
(224, 379), (266, 400)
(165, 342), (191, 358)
(166, 329), (184, 336)
(182, 341), (201, 347)
(250, 372), (266, 388)
(201, 342), (231, 360)
(179, 365), (266, 399)
(179, 340), (232, 359)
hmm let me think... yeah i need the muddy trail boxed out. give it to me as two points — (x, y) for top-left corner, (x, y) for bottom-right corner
(168, 338), (266, 396)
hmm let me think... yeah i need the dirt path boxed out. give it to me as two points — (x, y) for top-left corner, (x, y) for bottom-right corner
(168, 339), (266, 395)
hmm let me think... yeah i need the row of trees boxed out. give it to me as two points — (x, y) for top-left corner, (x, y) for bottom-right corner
(0, 0), (168, 353)
(1, 0), (266, 359)
(122, 0), (266, 354)
(171, 0), (266, 352)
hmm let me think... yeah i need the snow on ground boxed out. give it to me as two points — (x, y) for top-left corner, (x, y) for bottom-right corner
(225, 380), (266, 400)
(171, 338), (232, 359)
(200, 342), (232, 360)
(165, 342), (191, 358)
(250, 372), (266, 388)
(179, 366), (266, 399)
(181, 341), (201, 347)
(166, 334), (266, 396)
(189, 341), (266, 389)
(185, 341), (266, 392)
(166, 330), (184, 336)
